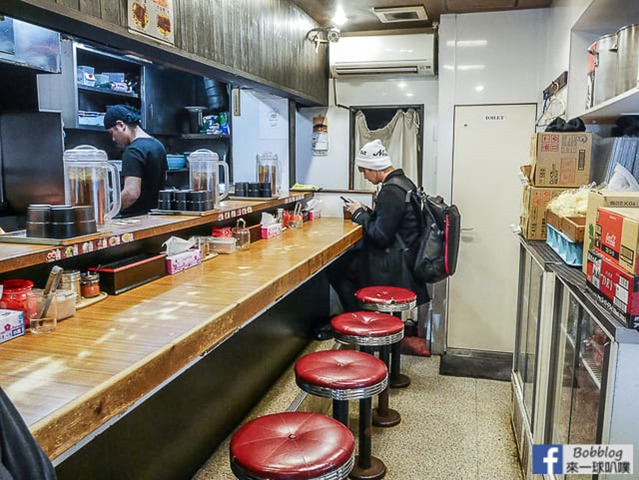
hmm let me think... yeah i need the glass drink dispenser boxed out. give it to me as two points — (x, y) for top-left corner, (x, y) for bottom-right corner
(63, 145), (121, 230)
(187, 149), (229, 208)
(256, 152), (280, 196)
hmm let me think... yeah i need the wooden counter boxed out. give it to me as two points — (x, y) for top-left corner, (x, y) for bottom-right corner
(0, 193), (310, 274)
(0, 218), (361, 461)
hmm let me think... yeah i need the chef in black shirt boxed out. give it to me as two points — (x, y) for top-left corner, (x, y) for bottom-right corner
(104, 105), (167, 216)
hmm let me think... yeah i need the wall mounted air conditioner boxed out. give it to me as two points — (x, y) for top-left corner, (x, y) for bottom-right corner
(329, 33), (435, 78)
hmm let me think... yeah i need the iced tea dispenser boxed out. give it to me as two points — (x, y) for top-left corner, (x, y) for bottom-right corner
(187, 149), (229, 208)
(256, 152), (280, 196)
(63, 145), (121, 230)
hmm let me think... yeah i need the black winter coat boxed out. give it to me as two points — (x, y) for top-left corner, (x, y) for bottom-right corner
(351, 169), (429, 304)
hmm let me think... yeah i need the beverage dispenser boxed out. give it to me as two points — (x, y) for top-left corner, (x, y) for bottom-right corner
(188, 149), (229, 208)
(63, 145), (121, 230)
(256, 152), (281, 196)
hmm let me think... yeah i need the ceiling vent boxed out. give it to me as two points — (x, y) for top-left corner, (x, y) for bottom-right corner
(372, 6), (429, 23)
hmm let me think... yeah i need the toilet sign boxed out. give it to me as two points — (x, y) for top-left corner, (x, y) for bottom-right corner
(483, 114), (506, 122)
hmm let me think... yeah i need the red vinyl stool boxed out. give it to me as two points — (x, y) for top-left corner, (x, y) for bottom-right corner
(331, 311), (403, 428)
(295, 350), (388, 480)
(355, 286), (417, 389)
(230, 411), (355, 480)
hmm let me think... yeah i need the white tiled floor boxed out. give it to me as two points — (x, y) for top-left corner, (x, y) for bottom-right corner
(193, 341), (522, 480)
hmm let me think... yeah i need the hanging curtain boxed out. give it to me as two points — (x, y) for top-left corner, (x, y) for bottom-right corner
(354, 109), (420, 190)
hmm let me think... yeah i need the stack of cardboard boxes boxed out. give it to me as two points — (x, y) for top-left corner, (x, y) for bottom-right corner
(521, 132), (593, 240)
(584, 192), (639, 328)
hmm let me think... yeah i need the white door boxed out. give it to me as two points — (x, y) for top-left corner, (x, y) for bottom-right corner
(448, 104), (537, 353)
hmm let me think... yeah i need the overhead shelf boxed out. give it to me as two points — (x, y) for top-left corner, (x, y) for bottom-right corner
(78, 84), (139, 99)
(179, 133), (230, 140)
(579, 87), (639, 124)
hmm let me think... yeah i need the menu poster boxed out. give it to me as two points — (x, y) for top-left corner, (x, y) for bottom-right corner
(312, 116), (328, 156)
(128, 0), (175, 46)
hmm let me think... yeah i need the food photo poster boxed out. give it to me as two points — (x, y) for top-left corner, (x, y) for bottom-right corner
(128, 0), (175, 45)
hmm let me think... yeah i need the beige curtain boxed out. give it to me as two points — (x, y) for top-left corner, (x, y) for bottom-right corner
(354, 109), (420, 191)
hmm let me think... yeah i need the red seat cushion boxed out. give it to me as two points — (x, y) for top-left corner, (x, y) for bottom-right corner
(295, 350), (387, 389)
(331, 311), (403, 337)
(355, 286), (416, 305)
(231, 412), (354, 480)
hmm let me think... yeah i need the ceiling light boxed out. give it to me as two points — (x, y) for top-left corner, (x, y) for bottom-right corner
(445, 40), (488, 47)
(332, 6), (348, 26)
(397, 82), (407, 88)
(457, 65), (485, 71)
(475, 85), (485, 92)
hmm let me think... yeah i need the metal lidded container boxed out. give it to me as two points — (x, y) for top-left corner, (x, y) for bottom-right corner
(590, 33), (618, 105)
(615, 24), (639, 96)
(60, 269), (82, 304)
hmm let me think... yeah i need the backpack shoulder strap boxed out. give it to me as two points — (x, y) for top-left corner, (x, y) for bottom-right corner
(383, 175), (413, 203)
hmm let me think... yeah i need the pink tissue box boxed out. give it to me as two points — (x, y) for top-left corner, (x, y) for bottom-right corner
(0, 309), (25, 344)
(166, 249), (202, 274)
(261, 223), (283, 239)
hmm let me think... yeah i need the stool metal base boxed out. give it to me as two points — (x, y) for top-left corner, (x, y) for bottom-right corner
(372, 407), (401, 428)
(350, 455), (386, 480)
(232, 455), (355, 479)
(390, 373), (411, 389)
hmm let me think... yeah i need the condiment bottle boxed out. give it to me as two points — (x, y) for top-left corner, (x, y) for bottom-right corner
(80, 272), (100, 298)
(60, 270), (82, 304)
(233, 218), (250, 250)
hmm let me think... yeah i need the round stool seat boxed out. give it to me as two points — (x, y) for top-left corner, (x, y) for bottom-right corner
(295, 350), (387, 399)
(356, 286), (417, 312)
(230, 412), (355, 480)
(331, 311), (404, 346)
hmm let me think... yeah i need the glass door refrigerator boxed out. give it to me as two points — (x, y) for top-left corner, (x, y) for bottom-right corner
(545, 271), (639, 480)
(512, 239), (560, 477)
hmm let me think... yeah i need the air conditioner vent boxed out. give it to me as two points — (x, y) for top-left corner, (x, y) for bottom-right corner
(373, 6), (428, 23)
(329, 33), (436, 78)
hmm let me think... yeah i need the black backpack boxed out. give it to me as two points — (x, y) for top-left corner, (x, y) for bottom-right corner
(387, 178), (461, 284)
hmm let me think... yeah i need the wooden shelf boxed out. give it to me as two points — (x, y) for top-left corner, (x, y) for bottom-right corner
(0, 193), (312, 275)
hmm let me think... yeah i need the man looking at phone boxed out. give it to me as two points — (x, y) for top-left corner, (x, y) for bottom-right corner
(327, 139), (429, 313)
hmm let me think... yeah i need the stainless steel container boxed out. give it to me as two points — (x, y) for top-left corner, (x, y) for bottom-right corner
(591, 33), (618, 105)
(60, 269), (81, 304)
(616, 24), (639, 95)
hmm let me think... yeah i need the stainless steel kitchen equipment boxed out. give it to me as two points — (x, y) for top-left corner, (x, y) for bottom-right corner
(615, 24), (639, 95)
(590, 33), (618, 105)
(0, 111), (66, 213)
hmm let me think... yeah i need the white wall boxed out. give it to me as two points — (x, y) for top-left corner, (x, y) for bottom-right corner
(296, 103), (350, 189)
(231, 90), (290, 192)
(437, 9), (549, 200)
(296, 50), (439, 191)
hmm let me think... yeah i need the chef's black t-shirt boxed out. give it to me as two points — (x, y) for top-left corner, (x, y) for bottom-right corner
(121, 137), (167, 217)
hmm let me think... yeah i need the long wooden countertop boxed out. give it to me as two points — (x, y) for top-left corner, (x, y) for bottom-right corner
(0, 193), (310, 274)
(0, 218), (361, 460)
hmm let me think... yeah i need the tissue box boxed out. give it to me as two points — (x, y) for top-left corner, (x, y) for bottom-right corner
(261, 223), (283, 239)
(0, 309), (25, 344)
(166, 249), (202, 274)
